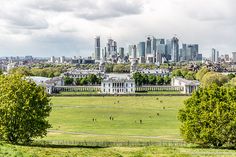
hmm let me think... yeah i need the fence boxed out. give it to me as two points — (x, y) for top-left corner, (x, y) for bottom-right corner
(34, 140), (187, 148)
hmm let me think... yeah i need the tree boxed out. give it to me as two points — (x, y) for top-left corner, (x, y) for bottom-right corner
(156, 75), (164, 85)
(195, 67), (209, 81)
(201, 72), (229, 88)
(0, 69), (2, 75)
(64, 77), (74, 85)
(185, 71), (196, 80)
(9, 67), (32, 76)
(133, 72), (143, 86)
(228, 73), (236, 80)
(87, 74), (98, 85)
(171, 69), (183, 77)
(178, 85), (236, 147)
(0, 74), (51, 144)
(164, 75), (171, 85)
(148, 75), (156, 85)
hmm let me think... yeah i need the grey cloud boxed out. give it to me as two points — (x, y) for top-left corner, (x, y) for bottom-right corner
(0, 8), (48, 30)
(29, 0), (143, 20)
(76, 0), (143, 20)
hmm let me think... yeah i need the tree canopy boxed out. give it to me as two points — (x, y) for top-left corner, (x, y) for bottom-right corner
(178, 85), (236, 147)
(195, 67), (209, 81)
(201, 72), (229, 88)
(0, 74), (52, 144)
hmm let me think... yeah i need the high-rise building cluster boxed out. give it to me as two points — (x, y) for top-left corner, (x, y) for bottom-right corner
(94, 35), (202, 64)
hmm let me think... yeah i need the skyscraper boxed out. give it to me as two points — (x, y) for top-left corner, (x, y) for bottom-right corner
(119, 47), (125, 59)
(146, 37), (152, 55)
(156, 39), (165, 55)
(232, 52), (236, 63)
(95, 36), (101, 60)
(171, 36), (179, 62)
(137, 42), (145, 57)
(211, 48), (219, 63)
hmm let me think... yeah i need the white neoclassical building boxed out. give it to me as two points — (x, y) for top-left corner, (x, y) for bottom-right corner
(101, 74), (135, 94)
(171, 77), (200, 94)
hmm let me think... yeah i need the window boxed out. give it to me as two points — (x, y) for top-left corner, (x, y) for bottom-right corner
(103, 83), (105, 87)
(103, 89), (105, 92)
(131, 83), (133, 87)
(109, 83), (110, 87)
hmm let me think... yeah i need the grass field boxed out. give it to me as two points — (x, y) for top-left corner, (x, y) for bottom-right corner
(2, 142), (236, 157)
(2, 96), (236, 156)
(43, 96), (187, 142)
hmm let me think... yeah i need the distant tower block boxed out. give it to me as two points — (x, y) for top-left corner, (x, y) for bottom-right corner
(99, 52), (105, 72)
(95, 36), (101, 60)
(130, 45), (138, 73)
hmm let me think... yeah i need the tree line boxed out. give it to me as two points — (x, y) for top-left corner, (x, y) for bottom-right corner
(133, 72), (171, 86)
(9, 67), (65, 78)
(64, 74), (102, 86)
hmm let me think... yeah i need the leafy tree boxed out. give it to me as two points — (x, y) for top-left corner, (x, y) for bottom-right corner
(171, 69), (183, 77)
(195, 67), (209, 81)
(87, 74), (98, 85)
(0, 69), (2, 75)
(142, 74), (149, 85)
(178, 85), (236, 147)
(164, 75), (171, 85)
(228, 73), (236, 80)
(227, 77), (236, 87)
(105, 64), (114, 73)
(156, 75), (164, 85)
(64, 77), (74, 85)
(185, 71), (196, 80)
(80, 77), (88, 85)
(0, 74), (51, 144)
(9, 67), (32, 76)
(148, 75), (156, 85)
(133, 72), (143, 86)
(201, 72), (228, 88)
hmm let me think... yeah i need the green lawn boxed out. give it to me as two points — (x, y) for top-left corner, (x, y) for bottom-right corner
(2, 142), (236, 157)
(43, 96), (187, 142)
(3, 96), (236, 156)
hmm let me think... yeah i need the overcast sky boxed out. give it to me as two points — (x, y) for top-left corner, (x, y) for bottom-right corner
(0, 0), (235, 57)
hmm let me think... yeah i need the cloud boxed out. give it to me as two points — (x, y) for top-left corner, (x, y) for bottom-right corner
(0, 1), (48, 31)
(29, 0), (143, 20)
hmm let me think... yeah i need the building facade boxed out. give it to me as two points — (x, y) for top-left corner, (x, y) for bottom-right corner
(101, 77), (135, 94)
(171, 77), (200, 94)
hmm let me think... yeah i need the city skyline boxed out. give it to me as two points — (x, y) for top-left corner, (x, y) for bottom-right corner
(0, 0), (235, 57)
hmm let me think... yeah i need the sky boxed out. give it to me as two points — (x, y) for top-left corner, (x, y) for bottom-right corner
(0, 0), (235, 57)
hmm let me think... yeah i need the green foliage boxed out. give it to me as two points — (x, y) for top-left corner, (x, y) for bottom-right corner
(185, 71), (196, 80)
(9, 67), (32, 76)
(156, 75), (164, 85)
(0, 69), (2, 75)
(148, 75), (156, 85)
(195, 67), (209, 81)
(64, 77), (74, 85)
(105, 64), (114, 73)
(172, 69), (183, 77)
(178, 85), (236, 147)
(133, 72), (171, 86)
(201, 72), (229, 88)
(228, 73), (236, 80)
(164, 75), (171, 85)
(113, 64), (130, 73)
(133, 72), (143, 86)
(10, 67), (64, 78)
(0, 74), (51, 144)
